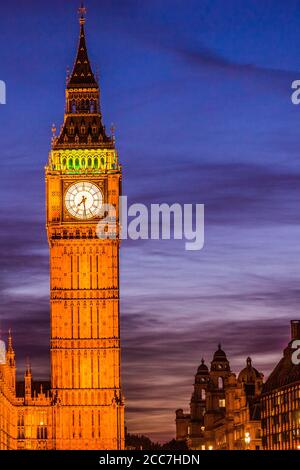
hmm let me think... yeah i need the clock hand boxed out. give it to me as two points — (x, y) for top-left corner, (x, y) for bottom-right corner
(77, 195), (87, 207)
(83, 197), (87, 217)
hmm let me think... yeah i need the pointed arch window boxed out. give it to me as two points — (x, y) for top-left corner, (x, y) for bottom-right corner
(218, 377), (224, 389)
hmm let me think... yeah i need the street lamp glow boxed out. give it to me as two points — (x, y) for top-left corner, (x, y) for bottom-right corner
(245, 432), (251, 447)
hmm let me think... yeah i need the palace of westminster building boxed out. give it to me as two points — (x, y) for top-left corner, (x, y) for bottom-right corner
(0, 7), (124, 450)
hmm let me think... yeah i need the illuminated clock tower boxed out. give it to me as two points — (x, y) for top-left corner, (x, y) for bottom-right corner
(45, 7), (124, 450)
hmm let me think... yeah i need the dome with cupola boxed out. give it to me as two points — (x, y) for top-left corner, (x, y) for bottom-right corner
(238, 357), (262, 383)
(212, 344), (228, 362)
(197, 358), (209, 375)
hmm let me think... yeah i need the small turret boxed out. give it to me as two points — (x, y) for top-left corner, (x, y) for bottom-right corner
(6, 329), (15, 367)
(6, 329), (16, 393)
(24, 358), (32, 404)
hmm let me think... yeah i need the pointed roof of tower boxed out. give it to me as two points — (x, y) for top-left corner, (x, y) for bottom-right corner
(53, 5), (114, 150)
(25, 357), (32, 377)
(7, 328), (13, 351)
(68, 4), (98, 88)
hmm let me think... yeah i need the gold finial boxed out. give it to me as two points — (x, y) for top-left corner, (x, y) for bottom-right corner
(95, 65), (100, 84)
(111, 123), (116, 143)
(78, 3), (87, 25)
(8, 329), (13, 349)
(66, 66), (70, 85)
(25, 356), (31, 374)
(52, 123), (56, 137)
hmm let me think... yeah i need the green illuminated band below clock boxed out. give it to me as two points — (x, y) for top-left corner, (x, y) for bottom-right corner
(65, 181), (103, 220)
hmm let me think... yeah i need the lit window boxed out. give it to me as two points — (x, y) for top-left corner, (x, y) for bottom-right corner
(219, 399), (225, 408)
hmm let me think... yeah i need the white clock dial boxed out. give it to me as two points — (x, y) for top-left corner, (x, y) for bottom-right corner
(65, 182), (102, 220)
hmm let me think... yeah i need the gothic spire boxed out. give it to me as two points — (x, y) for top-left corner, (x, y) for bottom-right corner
(7, 329), (15, 367)
(68, 4), (98, 88)
(8, 328), (13, 351)
(53, 5), (114, 149)
(25, 357), (32, 376)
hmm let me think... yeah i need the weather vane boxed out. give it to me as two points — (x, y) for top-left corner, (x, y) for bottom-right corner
(78, 3), (87, 24)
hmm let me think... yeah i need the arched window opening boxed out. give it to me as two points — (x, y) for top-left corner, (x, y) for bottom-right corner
(218, 377), (224, 389)
(37, 426), (47, 440)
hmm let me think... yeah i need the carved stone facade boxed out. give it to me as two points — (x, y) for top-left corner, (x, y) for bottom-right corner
(0, 8), (124, 450)
(175, 346), (263, 450)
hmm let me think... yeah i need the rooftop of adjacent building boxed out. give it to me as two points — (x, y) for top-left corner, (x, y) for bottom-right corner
(212, 344), (228, 363)
(262, 320), (300, 394)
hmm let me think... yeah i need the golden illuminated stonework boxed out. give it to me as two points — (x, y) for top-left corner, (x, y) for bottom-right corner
(0, 8), (124, 450)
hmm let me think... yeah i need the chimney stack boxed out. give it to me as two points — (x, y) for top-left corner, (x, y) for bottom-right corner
(291, 320), (300, 340)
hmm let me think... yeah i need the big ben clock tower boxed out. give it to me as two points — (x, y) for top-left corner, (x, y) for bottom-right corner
(45, 7), (124, 450)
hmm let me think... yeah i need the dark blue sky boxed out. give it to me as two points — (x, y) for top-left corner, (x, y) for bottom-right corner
(1, 0), (300, 441)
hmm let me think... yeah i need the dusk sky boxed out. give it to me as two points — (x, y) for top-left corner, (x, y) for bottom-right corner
(1, 0), (300, 441)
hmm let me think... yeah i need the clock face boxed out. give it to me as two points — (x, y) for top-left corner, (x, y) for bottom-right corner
(65, 182), (102, 220)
